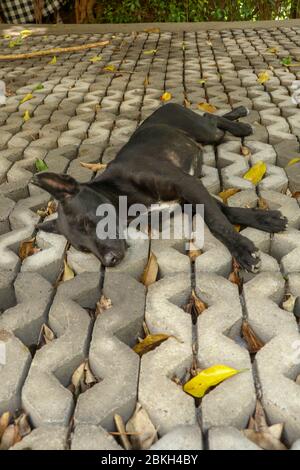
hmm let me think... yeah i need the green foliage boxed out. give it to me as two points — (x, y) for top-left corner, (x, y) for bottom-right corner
(95, 0), (298, 23)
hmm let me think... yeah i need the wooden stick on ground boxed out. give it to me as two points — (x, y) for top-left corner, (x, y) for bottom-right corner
(0, 40), (109, 60)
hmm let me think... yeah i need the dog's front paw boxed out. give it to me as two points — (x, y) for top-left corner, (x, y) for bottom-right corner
(255, 210), (288, 233)
(229, 235), (261, 273)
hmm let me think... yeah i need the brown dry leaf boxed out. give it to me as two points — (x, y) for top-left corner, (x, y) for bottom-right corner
(282, 293), (296, 312)
(183, 98), (191, 108)
(191, 289), (207, 315)
(240, 145), (251, 157)
(114, 414), (132, 450)
(126, 403), (158, 450)
(144, 76), (149, 87)
(95, 294), (112, 317)
(292, 191), (300, 199)
(71, 361), (97, 396)
(140, 252), (158, 287)
(242, 321), (264, 353)
(80, 162), (107, 172)
(15, 413), (31, 438)
(295, 374), (300, 385)
(144, 27), (160, 33)
(206, 40), (212, 46)
(0, 412), (10, 440)
(244, 401), (287, 450)
(267, 47), (278, 54)
(18, 238), (39, 261)
(197, 102), (217, 113)
(72, 362), (85, 390)
(258, 197), (269, 210)
(84, 362), (97, 387)
(228, 258), (242, 291)
(188, 240), (202, 261)
(62, 259), (75, 282)
(0, 424), (21, 450)
(234, 224), (241, 232)
(218, 188), (240, 204)
(37, 200), (57, 218)
(42, 323), (55, 344)
(133, 334), (170, 356)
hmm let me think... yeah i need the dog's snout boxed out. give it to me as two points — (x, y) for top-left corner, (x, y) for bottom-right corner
(103, 252), (119, 267)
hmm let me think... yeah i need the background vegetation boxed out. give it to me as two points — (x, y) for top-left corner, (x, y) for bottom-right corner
(68, 0), (300, 24)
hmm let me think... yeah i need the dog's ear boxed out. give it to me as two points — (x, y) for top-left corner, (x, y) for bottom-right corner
(36, 218), (60, 234)
(31, 172), (79, 202)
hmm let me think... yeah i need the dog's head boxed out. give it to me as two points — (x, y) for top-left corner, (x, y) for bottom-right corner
(31, 172), (127, 267)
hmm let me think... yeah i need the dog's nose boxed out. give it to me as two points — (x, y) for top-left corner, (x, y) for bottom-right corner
(103, 252), (118, 267)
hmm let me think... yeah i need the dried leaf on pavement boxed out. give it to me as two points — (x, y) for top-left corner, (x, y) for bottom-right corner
(126, 403), (158, 450)
(133, 334), (170, 356)
(140, 252), (158, 287)
(95, 294), (112, 317)
(244, 400), (287, 450)
(183, 364), (246, 398)
(80, 162), (107, 172)
(242, 321), (264, 354)
(197, 102), (217, 113)
(19, 238), (39, 261)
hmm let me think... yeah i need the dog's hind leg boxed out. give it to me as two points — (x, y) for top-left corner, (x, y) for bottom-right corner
(168, 171), (261, 272)
(204, 112), (252, 137)
(222, 106), (249, 121)
(219, 203), (288, 233)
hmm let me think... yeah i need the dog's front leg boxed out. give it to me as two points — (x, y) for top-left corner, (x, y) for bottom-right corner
(174, 174), (261, 272)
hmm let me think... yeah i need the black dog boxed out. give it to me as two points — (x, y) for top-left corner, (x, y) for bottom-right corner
(32, 103), (287, 272)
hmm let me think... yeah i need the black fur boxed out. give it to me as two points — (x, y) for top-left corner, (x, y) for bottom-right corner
(32, 104), (287, 271)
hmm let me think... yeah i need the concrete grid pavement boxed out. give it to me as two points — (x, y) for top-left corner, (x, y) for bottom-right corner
(0, 21), (300, 450)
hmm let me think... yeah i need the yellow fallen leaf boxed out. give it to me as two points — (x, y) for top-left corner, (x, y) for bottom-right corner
(140, 252), (158, 286)
(103, 64), (116, 72)
(62, 259), (75, 282)
(183, 364), (246, 398)
(143, 49), (157, 55)
(20, 93), (33, 104)
(287, 157), (300, 167)
(234, 224), (241, 232)
(267, 47), (278, 54)
(219, 188), (241, 204)
(23, 110), (30, 122)
(243, 161), (267, 185)
(198, 79), (206, 84)
(90, 55), (102, 63)
(257, 71), (270, 84)
(80, 162), (107, 172)
(20, 29), (33, 38)
(183, 98), (191, 108)
(4, 34), (11, 39)
(197, 102), (217, 113)
(49, 56), (57, 65)
(160, 92), (172, 102)
(133, 334), (170, 356)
